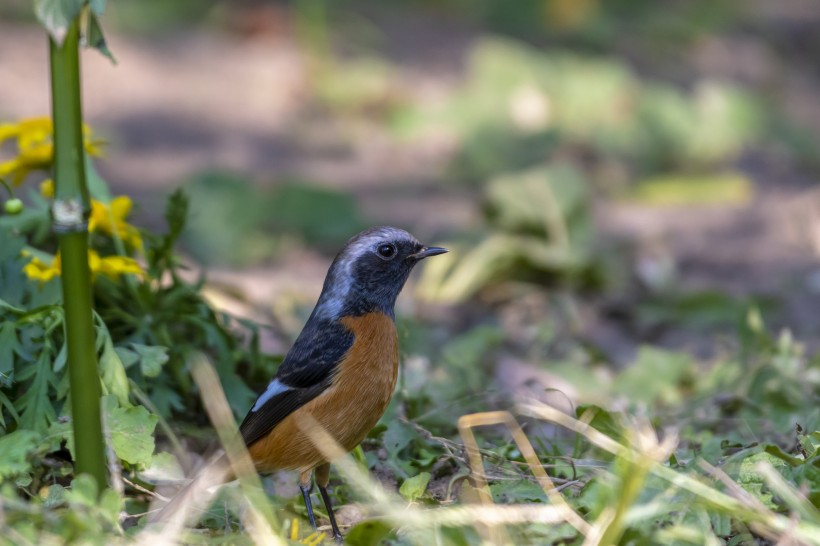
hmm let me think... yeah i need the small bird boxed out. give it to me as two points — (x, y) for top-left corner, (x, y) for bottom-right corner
(238, 226), (447, 541)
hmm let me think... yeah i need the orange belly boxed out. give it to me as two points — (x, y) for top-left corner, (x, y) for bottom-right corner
(248, 312), (399, 474)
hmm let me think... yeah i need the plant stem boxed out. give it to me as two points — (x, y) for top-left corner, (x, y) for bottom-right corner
(49, 16), (108, 488)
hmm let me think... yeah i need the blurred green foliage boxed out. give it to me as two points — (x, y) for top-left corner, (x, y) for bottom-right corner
(399, 38), (764, 184)
(419, 163), (600, 302)
(182, 172), (366, 266)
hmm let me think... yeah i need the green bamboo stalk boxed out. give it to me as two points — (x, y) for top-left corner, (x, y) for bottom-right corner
(49, 16), (108, 488)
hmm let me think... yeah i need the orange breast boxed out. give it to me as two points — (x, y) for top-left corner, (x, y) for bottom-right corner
(248, 312), (399, 474)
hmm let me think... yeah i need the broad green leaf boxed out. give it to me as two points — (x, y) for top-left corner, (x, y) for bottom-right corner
(131, 343), (168, 378)
(103, 396), (158, 465)
(344, 519), (394, 546)
(486, 163), (588, 235)
(66, 474), (98, 507)
(399, 471), (431, 502)
(99, 333), (130, 407)
(490, 479), (547, 503)
(141, 452), (185, 482)
(739, 452), (789, 483)
(98, 488), (123, 525)
(33, 0), (85, 44)
(0, 430), (40, 481)
(614, 347), (693, 406)
(43, 484), (67, 508)
(114, 347), (139, 369)
(382, 420), (415, 463)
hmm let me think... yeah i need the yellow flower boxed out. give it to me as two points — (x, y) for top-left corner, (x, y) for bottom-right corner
(0, 117), (104, 186)
(22, 249), (143, 284)
(40, 178), (54, 198)
(22, 253), (62, 284)
(89, 196), (143, 251)
(88, 250), (144, 280)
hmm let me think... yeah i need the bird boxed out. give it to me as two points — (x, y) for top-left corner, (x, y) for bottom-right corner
(236, 226), (447, 541)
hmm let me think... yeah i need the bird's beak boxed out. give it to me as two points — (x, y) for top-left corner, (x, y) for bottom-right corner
(409, 246), (448, 260)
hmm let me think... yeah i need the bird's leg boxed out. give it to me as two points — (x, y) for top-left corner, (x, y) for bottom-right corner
(298, 471), (318, 531)
(315, 463), (343, 543)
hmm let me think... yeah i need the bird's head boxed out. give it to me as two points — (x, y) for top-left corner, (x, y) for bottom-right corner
(314, 226), (447, 319)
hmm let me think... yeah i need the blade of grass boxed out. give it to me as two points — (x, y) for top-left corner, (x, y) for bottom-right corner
(518, 400), (820, 545)
(188, 353), (283, 545)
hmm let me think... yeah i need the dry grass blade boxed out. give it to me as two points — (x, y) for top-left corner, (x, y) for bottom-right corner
(756, 461), (820, 523)
(188, 353), (284, 545)
(519, 400), (820, 545)
(458, 411), (591, 536)
(295, 411), (578, 542)
(139, 353), (284, 546)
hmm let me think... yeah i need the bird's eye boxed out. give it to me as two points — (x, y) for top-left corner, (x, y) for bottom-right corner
(377, 243), (397, 260)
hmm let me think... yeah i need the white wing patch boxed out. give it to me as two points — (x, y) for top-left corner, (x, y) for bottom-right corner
(251, 378), (291, 412)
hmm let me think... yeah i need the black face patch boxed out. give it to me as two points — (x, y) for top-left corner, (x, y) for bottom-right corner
(343, 239), (420, 314)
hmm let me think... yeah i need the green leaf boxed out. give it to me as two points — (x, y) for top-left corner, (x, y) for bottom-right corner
(66, 474), (98, 507)
(0, 430), (40, 482)
(85, 155), (113, 202)
(103, 396), (158, 465)
(576, 404), (625, 445)
(84, 12), (116, 63)
(486, 163), (588, 235)
(798, 431), (820, 459)
(763, 444), (807, 467)
(53, 342), (67, 373)
(142, 452), (185, 482)
(0, 321), (19, 386)
(131, 343), (168, 378)
(114, 347), (139, 369)
(43, 484), (67, 508)
(0, 390), (19, 432)
(98, 332), (130, 407)
(33, 0), (85, 44)
(490, 479), (547, 503)
(98, 488), (123, 524)
(382, 420), (415, 460)
(344, 519), (394, 546)
(613, 346), (694, 407)
(399, 472), (431, 502)
(16, 350), (57, 433)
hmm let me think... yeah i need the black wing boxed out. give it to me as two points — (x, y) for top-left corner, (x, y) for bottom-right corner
(239, 319), (354, 447)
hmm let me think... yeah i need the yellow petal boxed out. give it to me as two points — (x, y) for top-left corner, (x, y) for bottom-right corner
(0, 158), (20, 177)
(87, 249), (102, 273)
(89, 200), (108, 233)
(22, 254), (61, 283)
(109, 196), (133, 220)
(0, 123), (20, 144)
(40, 179), (55, 198)
(97, 255), (144, 280)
